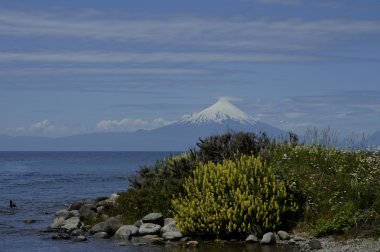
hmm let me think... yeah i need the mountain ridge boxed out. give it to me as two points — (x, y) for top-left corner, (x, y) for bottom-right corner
(0, 99), (284, 151)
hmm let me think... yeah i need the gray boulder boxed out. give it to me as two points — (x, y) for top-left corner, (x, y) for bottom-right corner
(69, 201), (87, 211)
(142, 213), (164, 225)
(78, 203), (97, 220)
(164, 218), (176, 226)
(260, 232), (276, 245)
(50, 216), (65, 229)
(61, 217), (81, 231)
(91, 221), (113, 235)
(162, 231), (183, 241)
(245, 234), (259, 243)
(105, 216), (123, 234)
(134, 220), (143, 227)
(278, 230), (290, 240)
(97, 193), (119, 207)
(160, 222), (180, 234)
(139, 223), (161, 235)
(94, 232), (109, 239)
(90, 217), (122, 235)
(114, 228), (131, 240)
(308, 239), (322, 250)
(69, 210), (80, 218)
(116, 225), (139, 236)
(55, 209), (69, 218)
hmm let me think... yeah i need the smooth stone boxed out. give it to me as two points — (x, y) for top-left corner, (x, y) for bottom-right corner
(91, 221), (112, 235)
(116, 225), (139, 236)
(308, 239), (322, 250)
(245, 234), (259, 243)
(105, 216), (123, 234)
(61, 217), (81, 231)
(278, 230), (291, 240)
(164, 218), (176, 226)
(162, 231), (183, 241)
(260, 232), (276, 245)
(97, 193), (119, 207)
(69, 210), (80, 218)
(52, 233), (71, 240)
(94, 232), (109, 239)
(134, 220), (143, 228)
(186, 240), (199, 248)
(114, 227), (132, 240)
(139, 223), (161, 235)
(55, 209), (69, 218)
(160, 222), (180, 234)
(288, 238), (296, 245)
(78, 204), (97, 220)
(76, 235), (87, 242)
(50, 216), (65, 229)
(69, 201), (87, 211)
(142, 213), (164, 225)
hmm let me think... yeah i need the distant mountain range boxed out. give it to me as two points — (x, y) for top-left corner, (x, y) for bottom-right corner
(0, 99), (285, 151)
(1, 98), (379, 151)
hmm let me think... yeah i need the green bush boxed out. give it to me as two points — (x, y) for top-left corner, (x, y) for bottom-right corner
(115, 154), (195, 223)
(115, 131), (276, 223)
(172, 155), (299, 238)
(268, 144), (380, 236)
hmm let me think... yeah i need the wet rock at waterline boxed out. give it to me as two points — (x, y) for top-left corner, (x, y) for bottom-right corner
(138, 223), (161, 235)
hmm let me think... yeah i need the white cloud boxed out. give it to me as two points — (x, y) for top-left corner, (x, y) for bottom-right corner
(96, 117), (173, 132)
(7, 119), (69, 137)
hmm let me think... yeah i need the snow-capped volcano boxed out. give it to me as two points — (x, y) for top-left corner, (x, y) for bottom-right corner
(180, 98), (258, 125)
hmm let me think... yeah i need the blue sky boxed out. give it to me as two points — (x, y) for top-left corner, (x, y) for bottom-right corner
(1, 0), (380, 137)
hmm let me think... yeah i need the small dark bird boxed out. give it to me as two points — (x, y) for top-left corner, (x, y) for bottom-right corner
(10, 200), (16, 208)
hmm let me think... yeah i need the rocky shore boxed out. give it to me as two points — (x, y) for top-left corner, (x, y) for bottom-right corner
(46, 193), (380, 252)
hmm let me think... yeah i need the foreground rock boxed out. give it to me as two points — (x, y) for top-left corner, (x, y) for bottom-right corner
(139, 223), (161, 235)
(162, 231), (183, 241)
(261, 232), (276, 245)
(245, 234), (259, 243)
(277, 230), (290, 240)
(142, 213), (164, 226)
(61, 217), (81, 232)
(90, 216), (122, 235)
(114, 226), (135, 240)
(160, 222), (181, 234)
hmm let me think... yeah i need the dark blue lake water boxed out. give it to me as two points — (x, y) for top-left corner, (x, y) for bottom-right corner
(0, 152), (298, 252)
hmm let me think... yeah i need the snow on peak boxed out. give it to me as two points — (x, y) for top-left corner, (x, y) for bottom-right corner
(181, 98), (258, 125)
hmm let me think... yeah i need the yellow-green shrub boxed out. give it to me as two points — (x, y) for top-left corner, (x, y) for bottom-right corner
(172, 155), (299, 238)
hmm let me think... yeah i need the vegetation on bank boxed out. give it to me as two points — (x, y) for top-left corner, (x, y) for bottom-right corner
(114, 131), (380, 238)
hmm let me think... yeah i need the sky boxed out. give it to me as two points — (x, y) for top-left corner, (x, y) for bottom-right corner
(1, 0), (380, 137)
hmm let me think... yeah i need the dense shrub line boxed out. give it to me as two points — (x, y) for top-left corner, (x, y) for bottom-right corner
(114, 131), (380, 238)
